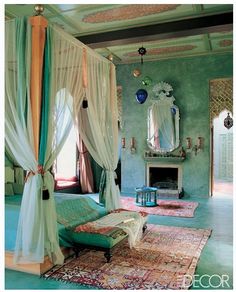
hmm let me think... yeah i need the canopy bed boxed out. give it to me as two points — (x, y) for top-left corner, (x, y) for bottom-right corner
(5, 12), (122, 268)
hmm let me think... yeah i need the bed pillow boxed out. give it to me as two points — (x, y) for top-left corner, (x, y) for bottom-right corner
(5, 183), (14, 196)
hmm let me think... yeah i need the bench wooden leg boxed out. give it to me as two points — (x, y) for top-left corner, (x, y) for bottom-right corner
(142, 223), (147, 233)
(73, 246), (84, 258)
(104, 250), (112, 263)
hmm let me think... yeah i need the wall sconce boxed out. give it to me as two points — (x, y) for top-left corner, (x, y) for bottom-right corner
(185, 137), (203, 155)
(130, 137), (136, 154)
(186, 137), (192, 150)
(121, 137), (126, 149)
(192, 137), (204, 155)
(197, 136), (203, 150)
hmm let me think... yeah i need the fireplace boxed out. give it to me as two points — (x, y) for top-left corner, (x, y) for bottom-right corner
(146, 163), (183, 198)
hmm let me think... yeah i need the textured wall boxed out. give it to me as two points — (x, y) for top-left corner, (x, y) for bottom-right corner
(116, 53), (232, 198)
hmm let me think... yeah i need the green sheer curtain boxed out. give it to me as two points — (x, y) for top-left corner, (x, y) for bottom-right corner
(5, 18), (77, 264)
(5, 17), (120, 264)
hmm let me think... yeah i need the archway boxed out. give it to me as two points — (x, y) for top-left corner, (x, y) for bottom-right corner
(209, 78), (233, 196)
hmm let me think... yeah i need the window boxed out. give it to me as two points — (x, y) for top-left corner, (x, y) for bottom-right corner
(54, 88), (77, 181)
(56, 126), (77, 178)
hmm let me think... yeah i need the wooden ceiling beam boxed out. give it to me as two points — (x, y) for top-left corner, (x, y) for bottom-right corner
(77, 12), (233, 49)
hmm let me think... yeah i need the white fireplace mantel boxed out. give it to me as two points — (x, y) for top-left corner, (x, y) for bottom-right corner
(146, 162), (183, 193)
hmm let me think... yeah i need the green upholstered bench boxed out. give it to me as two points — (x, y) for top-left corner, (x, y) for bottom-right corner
(56, 196), (148, 262)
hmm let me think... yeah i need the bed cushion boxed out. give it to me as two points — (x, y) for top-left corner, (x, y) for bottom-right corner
(5, 167), (14, 183)
(56, 196), (107, 229)
(5, 183), (14, 196)
(70, 228), (127, 249)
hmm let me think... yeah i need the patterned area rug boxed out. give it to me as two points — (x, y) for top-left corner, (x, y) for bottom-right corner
(43, 224), (211, 290)
(121, 196), (198, 218)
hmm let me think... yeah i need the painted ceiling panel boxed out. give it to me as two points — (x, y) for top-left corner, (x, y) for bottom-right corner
(211, 38), (233, 51)
(209, 31), (233, 39)
(5, 4), (233, 64)
(202, 4), (233, 11)
(95, 36), (208, 64)
(52, 4), (198, 36)
(48, 16), (79, 35)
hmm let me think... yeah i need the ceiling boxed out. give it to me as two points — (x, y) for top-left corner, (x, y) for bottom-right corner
(5, 4), (233, 64)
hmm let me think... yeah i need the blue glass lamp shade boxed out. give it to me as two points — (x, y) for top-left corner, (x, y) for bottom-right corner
(136, 89), (148, 104)
(171, 107), (176, 115)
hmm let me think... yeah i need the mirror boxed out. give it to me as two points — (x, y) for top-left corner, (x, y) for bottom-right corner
(147, 82), (179, 153)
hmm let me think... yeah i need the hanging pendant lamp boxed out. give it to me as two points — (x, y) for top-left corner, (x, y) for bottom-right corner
(138, 46), (147, 65)
(224, 112), (233, 129)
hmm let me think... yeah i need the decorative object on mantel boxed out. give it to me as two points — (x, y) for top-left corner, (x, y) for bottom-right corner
(224, 112), (233, 129)
(138, 46), (147, 65)
(133, 68), (141, 77)
(147, 82), (180, 153)
(144, 150), (185, 162)
(135, 88), (148, 104)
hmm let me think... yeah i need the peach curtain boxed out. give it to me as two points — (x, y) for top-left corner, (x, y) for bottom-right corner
(77, 136), (94, 193)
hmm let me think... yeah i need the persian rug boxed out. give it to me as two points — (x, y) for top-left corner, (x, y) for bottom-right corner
(43, 224), (211, 290)
(121, 196), (198, 218)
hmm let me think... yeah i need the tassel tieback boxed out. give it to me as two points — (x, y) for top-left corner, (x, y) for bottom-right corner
(25, 165), (45, 182)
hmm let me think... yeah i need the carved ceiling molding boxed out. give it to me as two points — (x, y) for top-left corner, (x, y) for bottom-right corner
(124, 45), (197, 57)
(82, 4), (180, 23)
(219, 39), (233, 47)
(210, 78), (233, 122)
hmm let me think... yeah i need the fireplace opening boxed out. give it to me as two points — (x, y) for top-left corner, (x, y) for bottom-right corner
(149, 167), (178, 189)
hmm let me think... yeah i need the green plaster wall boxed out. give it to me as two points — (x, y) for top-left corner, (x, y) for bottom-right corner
(116, 53), (233, 198)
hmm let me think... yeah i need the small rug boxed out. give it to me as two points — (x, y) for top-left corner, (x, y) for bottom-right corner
(121, 197), (198, 218)
(43, 224), (211, 290)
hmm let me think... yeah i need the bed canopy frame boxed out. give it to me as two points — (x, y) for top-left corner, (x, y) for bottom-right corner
(5, 7), (120, 265)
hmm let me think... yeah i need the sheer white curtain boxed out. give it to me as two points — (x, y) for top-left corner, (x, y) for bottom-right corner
(5, 18), (119, 264)
(49, 26), (120, 211)
(5, 18), (50, 264)
(75, 51), (121, 211)
(5, 19), (83, 264)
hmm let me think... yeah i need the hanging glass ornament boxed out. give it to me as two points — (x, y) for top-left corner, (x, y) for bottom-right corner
(171, 107), (176, 115)
(136, 89), (148, 104)
(224, 113), (233, 129)
(138, 46), (147, 65)
(142, 76), (152, 86)
(133, 68), (141, 77)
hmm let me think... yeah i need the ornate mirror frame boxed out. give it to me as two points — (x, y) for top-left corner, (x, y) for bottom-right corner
(147, 82), (180, 153)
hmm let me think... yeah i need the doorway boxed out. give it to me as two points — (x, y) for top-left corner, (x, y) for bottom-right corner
(209, 78), (233, 196)
(212, 110), (233, 195)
